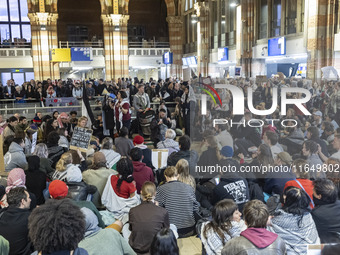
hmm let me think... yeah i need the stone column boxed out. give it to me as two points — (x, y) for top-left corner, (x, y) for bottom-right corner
(166, 16), (184, 78)
(28, 12), (60, 81)
(307, 0), (337, 81)
(195, 1), (209, 77)
(102, 14), (129, 81)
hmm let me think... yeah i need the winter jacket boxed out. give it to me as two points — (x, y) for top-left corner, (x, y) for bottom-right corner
(132, 161), (155, 194)
(268, 210), (320, 255)
(52, 163), (83, 182)
(0, 207), (32, 255)
(222, 228), (286, 255)
(312, 199), (340, 243)
(4, 142), (28, 172)
(82, 167), (118, 208)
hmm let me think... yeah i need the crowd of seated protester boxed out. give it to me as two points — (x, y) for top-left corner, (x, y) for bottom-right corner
(1, 76), (340, 255)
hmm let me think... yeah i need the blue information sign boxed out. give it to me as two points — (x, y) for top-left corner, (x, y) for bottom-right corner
(268, 37), (286, 56)
(218, 47), (229, 61)
(71, 47), (93, 61)
(163, 52), (173, 64)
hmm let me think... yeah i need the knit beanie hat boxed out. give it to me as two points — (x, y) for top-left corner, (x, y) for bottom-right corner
(133, 135), (144, 145)
(221, 146), (233, 158)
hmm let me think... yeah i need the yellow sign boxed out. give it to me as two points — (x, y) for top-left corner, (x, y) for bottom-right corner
(39, 0), (45, 12)
(113, 0), (119, 14)
(50, 48), (71, 62)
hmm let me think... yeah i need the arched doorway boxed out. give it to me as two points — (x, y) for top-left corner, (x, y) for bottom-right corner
(57, 0), (103, 43)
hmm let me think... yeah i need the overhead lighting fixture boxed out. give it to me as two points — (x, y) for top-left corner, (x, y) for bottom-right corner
(230, 0), (240, 7)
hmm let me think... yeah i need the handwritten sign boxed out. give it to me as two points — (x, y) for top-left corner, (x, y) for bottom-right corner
(70, 127), (93, 152)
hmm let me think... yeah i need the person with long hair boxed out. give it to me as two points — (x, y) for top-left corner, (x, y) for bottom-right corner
(33, 143), (55, 178)
(176, 159), (195, 190)
(44, 118), (59, 142)
(268, 187), (320, 255)
(25, 155), (46, 205)
(109, 158), (136, 199)
(197, 135), (222, 167)
(201, 199), (246, 255)
(52, 111), (59, 120)
(129, 182), (170, 254)
(52, 150), (85, 183)
(150, 228), (179, 255)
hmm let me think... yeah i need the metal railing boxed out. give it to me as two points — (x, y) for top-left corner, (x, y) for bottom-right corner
(128, 42), (170, 48)
(129, 48), (170, 56)
(0, 42), (31, 48)
(0, 48), (32, 57)
(59, 41), (104, 48)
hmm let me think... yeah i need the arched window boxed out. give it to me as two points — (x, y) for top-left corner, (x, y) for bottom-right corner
(0, 0), (31, 44)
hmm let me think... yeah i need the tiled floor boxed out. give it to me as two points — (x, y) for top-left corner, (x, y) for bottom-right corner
(178, 236), (202, 255)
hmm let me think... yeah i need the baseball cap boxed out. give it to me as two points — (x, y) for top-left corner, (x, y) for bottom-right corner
(49, 180), (68, 199)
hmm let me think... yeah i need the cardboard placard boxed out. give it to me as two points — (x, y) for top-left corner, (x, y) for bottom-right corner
(70, 127), (93, 152)
(152, 149), (168, 169)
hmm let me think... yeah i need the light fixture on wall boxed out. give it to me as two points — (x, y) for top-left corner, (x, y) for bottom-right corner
(230, 0), (240, 7)
(40, 25), (46, 31)
(114, 25), (120, 31)
(191, 14), (198, 24)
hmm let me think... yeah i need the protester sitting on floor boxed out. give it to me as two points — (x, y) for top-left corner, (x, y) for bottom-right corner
(133, 135), (154, 169)
(1, 168), (37, 210)
(130, 147), (154, 194)
(82, 152), (117, 209)
(129, 182), (170, 254)
(47, 131), (67, 168)
(155, 166), (199, 238)
(221, 200), (286, 255)
(268, 187), (320, 255)
(311, 178), (340, 243)
(52, 150), (86, 182)
(176, 159), (196, 190)
(0, 187), (33, 255)
(32, 143), (55, 178)
(25, 155), (46, 205)
(201, 199), (247, 255)
(157, 129), (180, 156)
(302, 140), (325, 179)
(150, 228), (179, 255)
(101, 158), (140, 223)
(48, 180), (105, 228)
(78, 208), (135, 255)
(4, 137), (28, 172)
(263, 131), (283, 160)
(100, 137), (121, 170)
(263, 152), (295, 196)
(284, 159), (315, 209)
(167, 135), (199, 175)
(28, 199), (89, 255)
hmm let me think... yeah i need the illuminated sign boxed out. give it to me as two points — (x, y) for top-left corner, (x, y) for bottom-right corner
(268, 37), (286, 56)
(71, 47), (93, 61)
(163, 52), (173, 65)
(218, 47), (229, 61)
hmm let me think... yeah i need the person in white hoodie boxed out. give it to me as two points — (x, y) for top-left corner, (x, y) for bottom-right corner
(100, 137), (121, 170)
(52, 150), (86, 182)
(4, 138), (28, 172)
